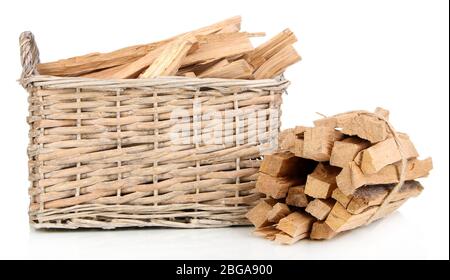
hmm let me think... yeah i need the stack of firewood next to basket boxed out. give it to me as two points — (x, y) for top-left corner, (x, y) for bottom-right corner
(246, 108), (433, 245)
(36, 16), (300, 80)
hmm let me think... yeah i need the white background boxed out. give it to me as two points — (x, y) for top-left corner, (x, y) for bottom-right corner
(0, 0), (448, 260)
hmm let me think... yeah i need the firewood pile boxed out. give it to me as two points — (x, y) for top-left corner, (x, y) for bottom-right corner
(246, 108), (433, 245)
(36, 16), (300, 80)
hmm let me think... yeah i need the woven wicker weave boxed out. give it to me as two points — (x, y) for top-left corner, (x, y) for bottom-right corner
(19, 32), (289, 229)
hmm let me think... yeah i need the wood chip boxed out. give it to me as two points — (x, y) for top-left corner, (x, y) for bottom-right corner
(267, 203), (291, 223)
(246, 28), (298, 69)
(305, 199), (335, 220)
(245, 199), (275, 228)
(314, 109), (392, 143)
(360, 135), (419, 175)
(256, 173), (304, 199)
(339, 114), (391, 143)
(276, 212), (315, 237)
(310, 221), (338, 240)
(196, 59), (229, 76)
(253, 45), (301, 79)
(139, 35), (197, 78)
(259, 151), (301, 177)
(330, 137), (371, 168)
(303, 127), (344, 162)
(305, 163), (341, 199)
(286, 186), (309, 208)
(182, 33), (254, 67)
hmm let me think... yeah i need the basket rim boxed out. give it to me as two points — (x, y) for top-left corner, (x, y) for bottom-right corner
(21, 74), (290, 91)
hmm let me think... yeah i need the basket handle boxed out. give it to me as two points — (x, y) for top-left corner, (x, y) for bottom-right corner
(19, 31), (40, 82)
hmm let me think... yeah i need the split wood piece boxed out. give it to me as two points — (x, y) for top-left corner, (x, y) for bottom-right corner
(331, 188), (353, 208)
(253, 45), (301, 79)
(82, 62), (137, 78)
(259, 151), (301, 177)
(303, 127), (344, 162)
(253, 226), (281, 241)
(336, 158), (433, 195)
(314, 110), (391, 143)
(177, 59), (222, 75)
(346, 180), (423, 214)
(139, 35), (198, 78)
(182, 33), (254, 67)
(276, 212), (315, 237)
(305, 199), (335, 220)
(330, 137), (371, 168)
(38, 44), (162, 77)
(305, 173), (338, 200)
(106, 43), (168, 79)
(335, 113), (391, 143)
(286, 186), (309, 208)
(196, 59), (229, 76)
(351, 134), (413, 168)
(279, 128), (295, 150)
(245, 199), (276, 228)
(246, 29), (298, 69)
(360, 135), (419, 175)
(198, 59), (254, 79)
(325, 199), (407, 233)
(267, 203), (291, 223)
(274, 232), (309, 245)
(310, 221), (338, 240)
(256, 173), (305, 199)
(36, 16), (242, 76)
(305, 163), (342, 199)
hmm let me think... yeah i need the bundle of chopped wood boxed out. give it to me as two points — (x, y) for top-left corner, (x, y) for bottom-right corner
(36, 16), (301, 80)
(246, 108), (433, 245)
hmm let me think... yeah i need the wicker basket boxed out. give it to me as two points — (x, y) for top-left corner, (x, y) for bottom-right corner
(19, 32), (289, 229)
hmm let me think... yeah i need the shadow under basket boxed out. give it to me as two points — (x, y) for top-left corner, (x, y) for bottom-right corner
(19, 31), (289, 229)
